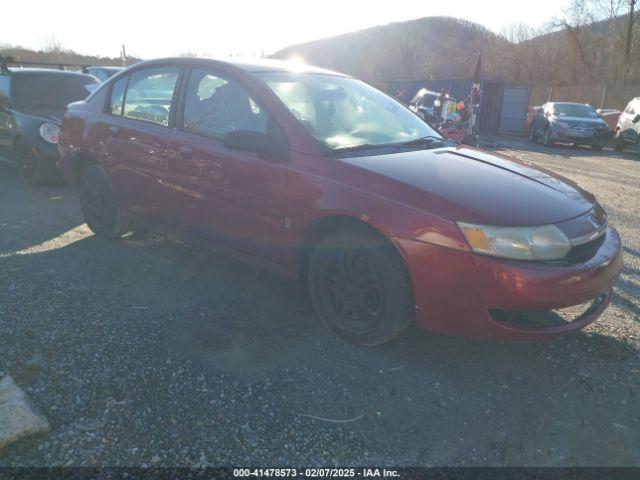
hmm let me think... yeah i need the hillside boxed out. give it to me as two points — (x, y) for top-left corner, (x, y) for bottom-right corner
(272, 17), (510, 86)
(273, 14), (640, 90)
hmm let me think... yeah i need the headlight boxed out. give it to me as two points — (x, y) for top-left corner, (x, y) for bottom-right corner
(457, 222), (571, 261)
(39, 122), (60, 144)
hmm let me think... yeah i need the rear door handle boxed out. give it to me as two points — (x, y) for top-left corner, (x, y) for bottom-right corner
(178, 145), (194, 159)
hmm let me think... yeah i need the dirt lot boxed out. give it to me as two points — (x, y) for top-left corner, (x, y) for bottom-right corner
(0, 137), (639, 467)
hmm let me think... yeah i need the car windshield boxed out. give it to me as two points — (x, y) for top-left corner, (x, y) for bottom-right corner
(420, 93), (438, 108)
(258, 72), (440, 150)
(12, 73), (98, 109)
(553, 103), (598, 118)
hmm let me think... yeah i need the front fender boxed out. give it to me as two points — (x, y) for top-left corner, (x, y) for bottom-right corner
(281, 161), (470, 275)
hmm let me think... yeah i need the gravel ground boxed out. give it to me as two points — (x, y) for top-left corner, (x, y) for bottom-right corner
(0, 137), (639, 467)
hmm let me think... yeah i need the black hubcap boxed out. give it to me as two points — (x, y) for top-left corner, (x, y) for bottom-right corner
(84, 176), (116, 232)
(317, 248), (384, 334)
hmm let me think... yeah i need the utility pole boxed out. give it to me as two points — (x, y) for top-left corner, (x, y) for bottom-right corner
(599, 85), (607, 112)
(624, 0), (637, 83)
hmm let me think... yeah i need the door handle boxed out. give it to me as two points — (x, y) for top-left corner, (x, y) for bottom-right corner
(108, 126), (119, 136)
(178, 145), (194, 159)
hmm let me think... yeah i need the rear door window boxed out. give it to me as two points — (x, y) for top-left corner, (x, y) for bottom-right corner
(123, 67), (180, 126)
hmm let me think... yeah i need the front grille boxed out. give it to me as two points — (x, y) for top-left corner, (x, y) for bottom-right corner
(489, 295), (605, 329)
(565, 232), (606, 262)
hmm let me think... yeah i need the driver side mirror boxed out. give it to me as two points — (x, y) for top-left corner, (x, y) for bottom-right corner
(223, 130), (288, 161)
(633, 114), (640, 124)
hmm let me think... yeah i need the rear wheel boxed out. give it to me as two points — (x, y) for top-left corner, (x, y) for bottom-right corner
(613, 131), (625, 152)
(79, 164), (130, 239)
(15, 139), (46, 185)
(308, 228), (413, 346)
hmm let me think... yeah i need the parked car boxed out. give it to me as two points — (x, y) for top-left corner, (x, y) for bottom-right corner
(58, 58), (622, 345)
(86, 66), (123, 83)
(409, 88), (460, 124)
(409, 88), (465, 141)
(0, 67), (98, 184)
(613, 97), (640, 152)
(530, 102), (611, 149)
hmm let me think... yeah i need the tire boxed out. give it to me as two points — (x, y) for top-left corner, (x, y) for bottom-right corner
(592, 139), (606, 151)
(613, 132), (624, 152)
(79, 164), (130, 239)
(14, 139), (46, 185)
(528, 125), (536, 143)
(542, 128), (554, 147)
(307, 228), (413, 346)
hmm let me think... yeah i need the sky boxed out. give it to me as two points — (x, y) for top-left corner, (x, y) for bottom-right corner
(2, 0), (572, 59)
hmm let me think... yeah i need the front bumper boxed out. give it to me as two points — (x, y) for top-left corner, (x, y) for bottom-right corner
(550, 127), (612, 145)
(396, 226), (623, 341)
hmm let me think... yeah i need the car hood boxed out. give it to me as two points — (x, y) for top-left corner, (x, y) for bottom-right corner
(551, 115), (607, 126)
(341, 146), (596, 226)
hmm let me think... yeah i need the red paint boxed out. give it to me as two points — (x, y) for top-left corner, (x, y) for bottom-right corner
(58, 58), (623, 341)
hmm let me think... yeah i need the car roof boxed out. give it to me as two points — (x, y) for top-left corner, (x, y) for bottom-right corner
(129, 57), (348, 77)
(6, 68), (96, 79)
(416, 88), (440, 97)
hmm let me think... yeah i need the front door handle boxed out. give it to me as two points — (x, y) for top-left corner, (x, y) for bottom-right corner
(178, 145), (194, 159)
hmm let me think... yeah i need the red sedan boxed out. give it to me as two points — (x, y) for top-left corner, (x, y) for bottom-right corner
(57, 58), (622, 345)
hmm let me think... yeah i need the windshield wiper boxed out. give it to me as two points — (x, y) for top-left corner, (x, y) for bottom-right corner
(396, 135), (443, 147)
(329, 135), (446, 157)
(330, 143), (391, 156)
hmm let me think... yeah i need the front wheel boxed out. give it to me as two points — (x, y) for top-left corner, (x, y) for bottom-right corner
(15, 139), (46, 185)
(308, 229), (414, 346)
(79, 164), (130, 239)
(542, 128), (554, 147)
(528, 125), (537, 143)
(613, 131), (625, 152)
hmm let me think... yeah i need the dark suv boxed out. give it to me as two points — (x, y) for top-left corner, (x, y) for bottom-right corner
(530, 102), (611, 149)
(0, 67), (98, 184)
(614, 97), (640, 152)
